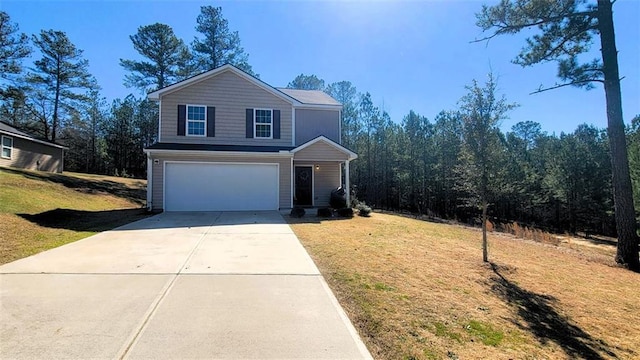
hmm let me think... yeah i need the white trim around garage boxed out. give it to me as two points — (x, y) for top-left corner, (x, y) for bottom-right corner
(162, 161), (280, 212)
(144, 149), (293, 158)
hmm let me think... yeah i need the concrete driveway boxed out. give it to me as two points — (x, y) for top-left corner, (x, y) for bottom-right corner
(0, 211), (372, 359)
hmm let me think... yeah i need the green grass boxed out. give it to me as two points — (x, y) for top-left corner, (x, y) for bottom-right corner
(0, 167), (149, 264)
(465, 320), (504, 346)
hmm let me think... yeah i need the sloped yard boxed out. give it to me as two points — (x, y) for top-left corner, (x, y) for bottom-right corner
(288, 213), (640, 360)
(0, 167), (148, 265)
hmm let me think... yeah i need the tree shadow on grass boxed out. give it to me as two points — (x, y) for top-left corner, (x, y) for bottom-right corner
(2, 167), (145, 206)
(489, 262), (626, 360)
(19, 208), (150, 232)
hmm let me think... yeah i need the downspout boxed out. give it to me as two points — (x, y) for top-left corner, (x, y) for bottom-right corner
(146, 152), (153, 211)
(290, 156), (294, 209)
(345, 159), (351, 207)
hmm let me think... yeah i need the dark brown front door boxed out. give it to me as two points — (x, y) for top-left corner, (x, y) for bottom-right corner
(294, 166), (313, 206)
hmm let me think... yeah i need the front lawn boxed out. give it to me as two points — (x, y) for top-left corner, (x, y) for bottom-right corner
(0, 167), (149, 265)
(288, 213), (639, 360)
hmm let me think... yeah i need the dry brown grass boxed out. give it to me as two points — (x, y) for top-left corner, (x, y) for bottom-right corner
(287, 212), (640, 360)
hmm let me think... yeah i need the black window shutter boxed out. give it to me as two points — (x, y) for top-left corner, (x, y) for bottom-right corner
(273, 110), (281, 139)
(177, 105), (186, 136)
(207, 106), (215, 137)
(246, 108), (253, 138)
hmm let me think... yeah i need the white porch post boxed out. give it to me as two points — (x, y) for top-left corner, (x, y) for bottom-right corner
(345, 160), (351, 207)
(146, 153), (152, 211)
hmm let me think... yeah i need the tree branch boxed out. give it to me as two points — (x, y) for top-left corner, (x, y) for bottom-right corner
(472, 9), (598, 44)
(529, 79), (604, 95)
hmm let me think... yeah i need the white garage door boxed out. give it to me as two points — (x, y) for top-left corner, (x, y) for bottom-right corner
(164, 162), (279, 211)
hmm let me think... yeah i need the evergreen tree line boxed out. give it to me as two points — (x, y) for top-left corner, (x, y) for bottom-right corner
(0, 6), (251, 177)
(293, 73), (640, 237)
(1, 5), (639, 241)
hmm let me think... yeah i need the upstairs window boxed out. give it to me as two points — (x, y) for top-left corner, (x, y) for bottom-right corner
(1, 135), (12, 159)
(254, 109), (272, 139)
(187, 105), (206, 136)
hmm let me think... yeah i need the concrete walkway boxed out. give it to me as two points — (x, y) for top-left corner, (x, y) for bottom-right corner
(0, 211), (372, 359)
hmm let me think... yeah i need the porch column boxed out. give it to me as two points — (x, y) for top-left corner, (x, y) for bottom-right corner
(345, 160), (351, 207)
(146, 153), (152, 211)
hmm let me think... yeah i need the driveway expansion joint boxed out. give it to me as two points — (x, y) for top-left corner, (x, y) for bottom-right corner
(116, 212), (222, 360)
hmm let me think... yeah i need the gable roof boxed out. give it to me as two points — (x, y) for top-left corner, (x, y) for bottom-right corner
(276, 88), (341, 106)
(0, 121), (66, 149)
(148, 64), (299, 105)
(291, 135), (357, 160)
(147, 64), (342, 110)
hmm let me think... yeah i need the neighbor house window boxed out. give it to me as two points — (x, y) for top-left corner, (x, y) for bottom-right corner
(1, 135), (12, 159)
(187, 105), (206, 136)
(254, 109), (272, 139)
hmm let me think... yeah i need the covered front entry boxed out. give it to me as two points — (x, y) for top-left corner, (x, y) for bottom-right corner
(164, 162), (279, 211)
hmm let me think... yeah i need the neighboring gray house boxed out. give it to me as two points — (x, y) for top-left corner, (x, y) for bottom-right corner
(0, 121), (65, 173)
(144, 64), (357, 212)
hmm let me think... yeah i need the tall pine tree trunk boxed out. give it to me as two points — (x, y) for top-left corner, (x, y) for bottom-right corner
(598, 0), (639, 270)
(52, 74), (61, 142)
(482, 199), (488, 263)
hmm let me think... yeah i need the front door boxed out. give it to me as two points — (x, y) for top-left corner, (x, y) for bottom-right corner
(294, 166), (313, 207)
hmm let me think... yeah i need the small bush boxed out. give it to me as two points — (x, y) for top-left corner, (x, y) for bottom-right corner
(317, 207), (332, 218)
(358, 205), (372, 217)
(290, 207), (305, 218)
(337, 207), (354, 218)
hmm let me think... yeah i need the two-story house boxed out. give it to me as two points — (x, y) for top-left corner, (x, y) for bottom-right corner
(144, 64), (357, 212)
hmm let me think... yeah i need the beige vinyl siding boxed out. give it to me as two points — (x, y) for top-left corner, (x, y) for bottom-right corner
(295, 161), (341, 207)
(160, 71), (292, 146)
(294, 141), (350, 162)
(295, 109), (340, 146)
(0, 135), (63, 173)
(150, 153), (292, 211)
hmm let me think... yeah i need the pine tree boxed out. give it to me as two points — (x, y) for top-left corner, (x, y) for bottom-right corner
(120, 23), (188, 91)
(0, 11), (31, 79)
(192, 6), (254, 75)
(476, 0), (639, 270)
(28, 30), (95, 142)
(287, 74), (325, 90)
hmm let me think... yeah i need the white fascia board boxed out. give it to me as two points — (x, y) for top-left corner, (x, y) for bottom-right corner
(148, 65), (301, 106)
(291, 135), (358, 160)
(143, 148), (294, 158)
(0, 130), (67, 149)
(293, 104), (343, 111)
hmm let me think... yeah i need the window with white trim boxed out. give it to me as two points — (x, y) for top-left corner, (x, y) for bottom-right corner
(254, 109), (272, 139)
(1, 135), (12, 159)
(187, 105), (206, 136)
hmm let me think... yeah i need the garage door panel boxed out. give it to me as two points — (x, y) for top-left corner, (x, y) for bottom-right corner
(165, 163), (278, 211)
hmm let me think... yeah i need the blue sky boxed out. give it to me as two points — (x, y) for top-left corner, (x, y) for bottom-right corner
(3, 0), (639, 135)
